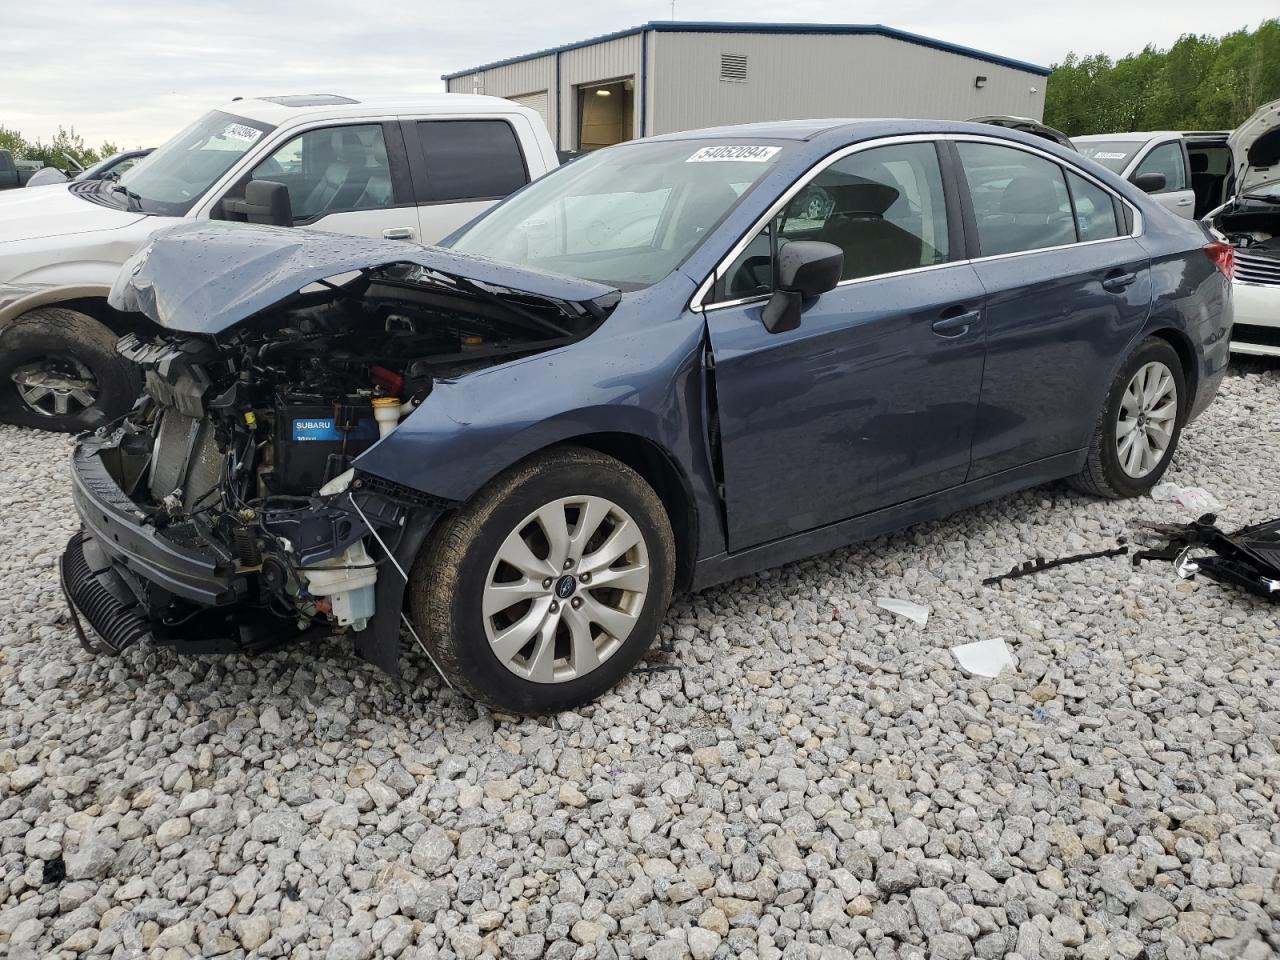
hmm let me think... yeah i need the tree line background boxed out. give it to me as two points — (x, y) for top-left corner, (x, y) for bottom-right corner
(0, 125), (120, 169)
(1045, 19), (1280, 136)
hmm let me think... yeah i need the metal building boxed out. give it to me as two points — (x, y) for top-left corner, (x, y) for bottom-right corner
(443, 22), (1051, 153)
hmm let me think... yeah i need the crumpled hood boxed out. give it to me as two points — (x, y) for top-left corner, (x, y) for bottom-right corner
(1229, 98), (1280, 194)
(109, 222), (622, 334)
(0, 182), (146, 243)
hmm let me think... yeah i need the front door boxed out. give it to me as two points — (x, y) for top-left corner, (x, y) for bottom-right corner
(1131, 139), (1195, 218)
(953, 139), (1153, 478)
(705, 140), (988, 551)
(226, 121), (421, 241)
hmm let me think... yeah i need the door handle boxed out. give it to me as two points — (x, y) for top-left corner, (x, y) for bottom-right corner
(1101, 271), (1137, 292)
(383, 227), (415, 241)
(1176, 197), (1194, 207)
(932, 309), (981, 336)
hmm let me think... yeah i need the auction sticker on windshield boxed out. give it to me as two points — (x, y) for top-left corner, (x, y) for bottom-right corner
(1092, 152), (1128, 160)
(687, 145), (781, 163)
(220, 123), (263, 143)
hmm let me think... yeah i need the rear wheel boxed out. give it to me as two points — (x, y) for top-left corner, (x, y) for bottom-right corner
(409, 447), (676, 713)
(0, 307), (141, 432)
(1069, 337), (1185, 498)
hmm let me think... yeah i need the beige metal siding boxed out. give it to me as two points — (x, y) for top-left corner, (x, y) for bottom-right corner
(558, 34), (644, 150)
(508, 90), (551, 130)
(445, 55), (557, 137)
(649, 32), (1046, 135)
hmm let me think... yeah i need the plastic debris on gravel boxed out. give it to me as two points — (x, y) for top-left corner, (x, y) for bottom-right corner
(0, 360), (1277, 959)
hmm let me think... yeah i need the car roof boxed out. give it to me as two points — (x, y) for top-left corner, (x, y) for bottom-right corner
(646, 117), (1034, 142)
(644, 117), (1084, 149)
(219, 93), (532, 126)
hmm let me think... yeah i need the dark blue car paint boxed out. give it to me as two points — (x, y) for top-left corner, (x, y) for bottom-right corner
(108, 223), (620, 334)
(116, 119), (1230, 596)
(705, 262), (989, 550)
(350, 119), (1232, 591)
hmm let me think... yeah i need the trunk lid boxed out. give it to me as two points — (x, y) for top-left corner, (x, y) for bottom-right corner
(1228, 98), (1280, 196)
(109, 222), (621, 334)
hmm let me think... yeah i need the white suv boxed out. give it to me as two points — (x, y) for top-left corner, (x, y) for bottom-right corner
(1076, 100), (1280, 357)
(0, 94), (558, 430)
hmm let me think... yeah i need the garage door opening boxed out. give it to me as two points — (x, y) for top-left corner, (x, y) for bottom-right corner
(576, 78), (634, 151)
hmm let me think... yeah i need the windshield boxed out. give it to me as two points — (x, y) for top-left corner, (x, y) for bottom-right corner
(447, 139), (789, 289)
(1076, 141), (1141, 173)
(1245, 181), (1280, 200)
(116, 110), (274, 216)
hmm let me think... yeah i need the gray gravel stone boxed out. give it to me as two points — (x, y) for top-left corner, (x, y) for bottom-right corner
(0, 362), (1278, 958)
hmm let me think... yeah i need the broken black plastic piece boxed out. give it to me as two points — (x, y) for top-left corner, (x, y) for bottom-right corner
(1133, 513), (1280, 602)
(983, 545), (1129, 586)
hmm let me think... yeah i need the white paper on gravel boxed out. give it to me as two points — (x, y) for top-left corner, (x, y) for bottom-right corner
(1151, 483), (1223, 514)
(875, 598), (930, 626)
(951, 638), (1017, 678)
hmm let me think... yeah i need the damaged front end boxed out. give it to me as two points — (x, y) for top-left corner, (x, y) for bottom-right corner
(61, 223), (619, 672)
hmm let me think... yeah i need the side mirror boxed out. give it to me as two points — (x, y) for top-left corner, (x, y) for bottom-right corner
(1131, 172), (1166, 194)
(223, 179), (294, 227)
(761, 240), (844, 334)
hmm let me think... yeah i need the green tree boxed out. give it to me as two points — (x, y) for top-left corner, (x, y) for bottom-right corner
(1045, 19), (1280, 136)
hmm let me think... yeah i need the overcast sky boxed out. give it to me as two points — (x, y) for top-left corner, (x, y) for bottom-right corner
(3, 1), (1275, 149)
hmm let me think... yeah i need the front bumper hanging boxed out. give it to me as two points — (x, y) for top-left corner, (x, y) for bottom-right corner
(62, 431), (450, 669)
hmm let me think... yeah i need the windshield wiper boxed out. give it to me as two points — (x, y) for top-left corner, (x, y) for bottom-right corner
(1242, 192), (1280, 204)
(109, 182), (145, 213)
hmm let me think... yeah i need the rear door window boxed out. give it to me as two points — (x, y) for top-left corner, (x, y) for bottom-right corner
(414, 120), (528, 202)
(1133, 142), (1187, 193)
(956, 141), (1074, 256)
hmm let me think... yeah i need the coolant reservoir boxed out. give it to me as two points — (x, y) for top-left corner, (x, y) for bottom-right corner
(372, 396), (401, 438)
(302, 541), (377, 630)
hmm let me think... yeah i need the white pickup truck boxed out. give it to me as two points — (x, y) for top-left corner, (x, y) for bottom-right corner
(0, 93), (558, 430)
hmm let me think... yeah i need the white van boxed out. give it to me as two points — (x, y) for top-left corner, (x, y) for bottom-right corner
(0, 94), (558, 430)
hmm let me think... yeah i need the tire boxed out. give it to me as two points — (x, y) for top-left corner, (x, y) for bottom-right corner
(409, 446), (676, 713)
(0, 307), (141, 432)
(1069, 337), (1186, 499)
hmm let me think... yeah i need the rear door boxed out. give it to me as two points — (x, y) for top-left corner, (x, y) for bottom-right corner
(1130, 138), (1195, 218)
(402, 117), (532, 243)
(953, 138), (1153, 478)
(705, 139), (988, 551)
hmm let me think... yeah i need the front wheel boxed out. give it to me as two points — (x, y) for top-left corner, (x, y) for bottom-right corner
(1069, 337), (1186, 498)
(0, 307), (141, 432)
(409, 447), (676, 713)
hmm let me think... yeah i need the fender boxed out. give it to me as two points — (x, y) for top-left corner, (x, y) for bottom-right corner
(0, 282), (113, 327)
(352, 302), (728, 558)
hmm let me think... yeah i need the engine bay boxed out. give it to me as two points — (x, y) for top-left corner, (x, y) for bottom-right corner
(1213, 200), (1280, 257)
(97, 262), (608, 646)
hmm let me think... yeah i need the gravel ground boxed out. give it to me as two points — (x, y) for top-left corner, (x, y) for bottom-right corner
(1, 361), (1279, 960)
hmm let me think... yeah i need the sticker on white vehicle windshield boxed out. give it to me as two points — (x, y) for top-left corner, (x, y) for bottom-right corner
(686, 145), (781, 163)
(1092, 151), (1128, 160)
(219, 123), (262, 144)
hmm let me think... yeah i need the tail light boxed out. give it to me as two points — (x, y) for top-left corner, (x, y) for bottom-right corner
(1203, 241), (1234, 280)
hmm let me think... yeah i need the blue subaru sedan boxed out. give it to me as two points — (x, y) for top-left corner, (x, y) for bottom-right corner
(65, 119), (1232, 712)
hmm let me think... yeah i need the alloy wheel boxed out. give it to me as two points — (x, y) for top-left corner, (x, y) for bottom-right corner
(11, 359), (99, 418)
(1116, 360), (1178, 479)
(482, 495), (650, 684)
